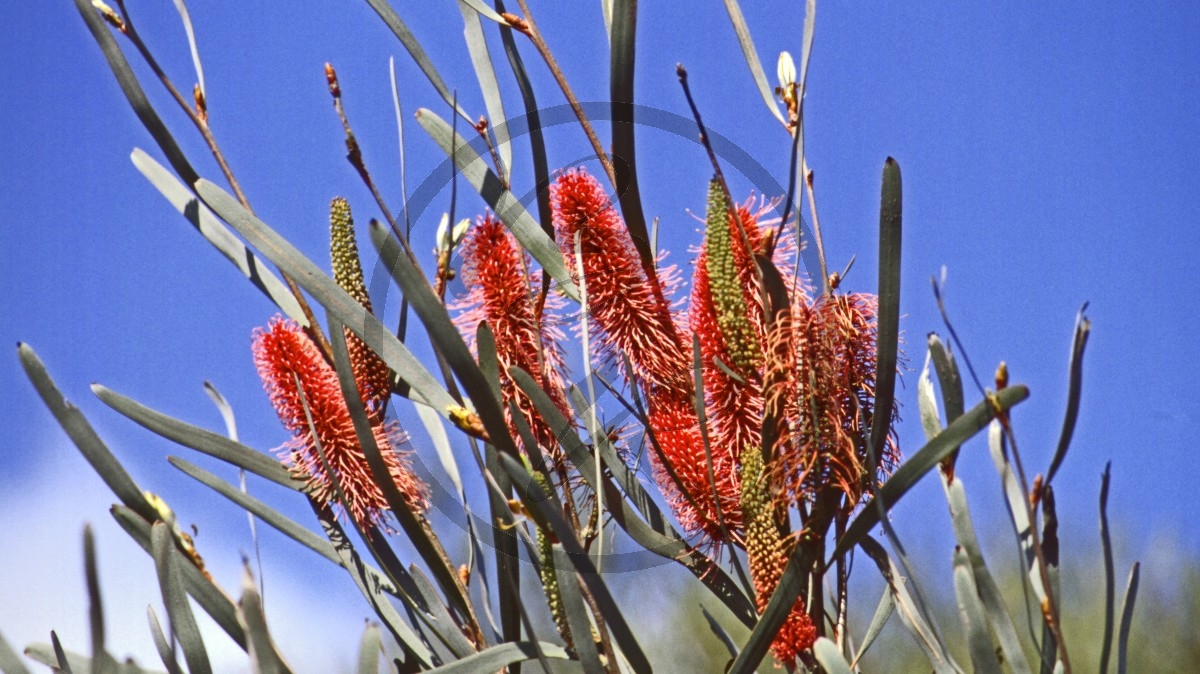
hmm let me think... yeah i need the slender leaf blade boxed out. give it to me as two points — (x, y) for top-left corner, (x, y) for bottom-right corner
(73, 0), (198, 185)
(355, 623), (383, 674)
(110, 506), (246, 650)
(952, 547), (999, 674)
(812, 638), (853, 674)
(19, 344), (156, 522)
(413, 109), (579, 301)
(720, 0), (787, 126)
(152, 522), (212, 674)
(834, 385), (1029, 562)
(93, 384), (297, 490)
(1047, 305), (1090, 485)
(459, 1), (511, 179)
(362, 0), (470, 123)
(132, 149), (307, 326)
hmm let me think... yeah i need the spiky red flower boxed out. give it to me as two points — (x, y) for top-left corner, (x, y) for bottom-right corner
(550, 168), (691, 393)
(452, 213), (571, 461)
(253, 316), (428, 530)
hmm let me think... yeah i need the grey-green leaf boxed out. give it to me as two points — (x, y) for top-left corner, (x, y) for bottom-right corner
(194, 178), (456, 415)
(414, 108), (579, 301)
(93, 384), (297, 490)
(812, 638), (854, 674)
(19, 344), (155, 522)
(152, 522), (211, 674)
(132, 149), (307, 326)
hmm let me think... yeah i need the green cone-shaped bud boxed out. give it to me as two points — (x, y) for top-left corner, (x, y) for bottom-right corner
(704, 178), (761, 372)
(329, 197), (390, 408)
(533, 470), (574, 652)
(331, 197), (372, 312)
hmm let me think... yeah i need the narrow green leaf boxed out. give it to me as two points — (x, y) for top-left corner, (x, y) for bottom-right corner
(326, 320), (478, 651)
(859, 537), (961, 674)
(870, 157), (902, 466)
(23, 639), (83, 674)
(111, 505), (247, 650)
(458, 0), (506, 23)
(1116, 562), (1139, 674)
(92, 384), (297, 490)
(362, 0), (471, 123)
(83, 526), (114, 674)
(413, 109), (579, 301)
(422, 642), (572, 674)
(609, 0), (654, 281)
(551, 546), (606, 674)
(195, 179), (456, 415)
(0, 630), (32, 674)
(851, 586), (895, 665)
(73, 0), (198, 185)
(170, 0), (205, 97)
(953, 547), (998, 674)
(310, 504), (436, 669)
(812, 638), (854, 674)
(720, 0), (787, 126)
(1098, 463), (1116, 674)
(928, 333), (964, 423)
(833, 385), (1029, 562)
(132, 149), (307, 326)
(407, 566), (477, 658)
(167, 456), (342, 566)
(147, 607), (185, 674)
(152, 522), (212, 674)
(237, 565), (292, 674)
(918, 351), (943, 441)
(18, 344), (156, 522)
(484, 438), (523, 658)
(988, 420), (1045, 603)
(492, 0), (555, 241)
(940, 473), (1032, 674)
(498, 454), (651, 674)
(1046, 305), (1090, 485)
(459, 0), (511, 179)
(355, 623), (382, 674)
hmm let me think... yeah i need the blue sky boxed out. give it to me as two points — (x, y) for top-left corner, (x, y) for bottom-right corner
(3, 1), (1199, 669)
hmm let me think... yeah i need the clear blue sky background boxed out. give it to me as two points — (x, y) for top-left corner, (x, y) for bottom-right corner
(3, 1), (1199, 669)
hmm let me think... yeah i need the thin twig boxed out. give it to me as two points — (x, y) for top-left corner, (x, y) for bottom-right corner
(804, 168), (831, 295)
(503, 6), (617, 189)
(325, 63), (418, 266)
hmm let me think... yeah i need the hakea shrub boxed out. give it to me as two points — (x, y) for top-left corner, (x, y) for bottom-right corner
(253, 198), (428, 531)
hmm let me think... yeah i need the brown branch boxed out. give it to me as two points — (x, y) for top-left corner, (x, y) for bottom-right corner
(503, 6), (617, 189)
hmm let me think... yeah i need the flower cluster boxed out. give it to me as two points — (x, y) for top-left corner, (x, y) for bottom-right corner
(533, 168), (897, 660)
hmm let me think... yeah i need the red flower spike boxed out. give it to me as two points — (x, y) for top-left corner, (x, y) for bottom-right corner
(253, 317), (428, 530)
(452, 214), (571, 462)
(647, 391), (743, 543)
(550, 168), (691, 394)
